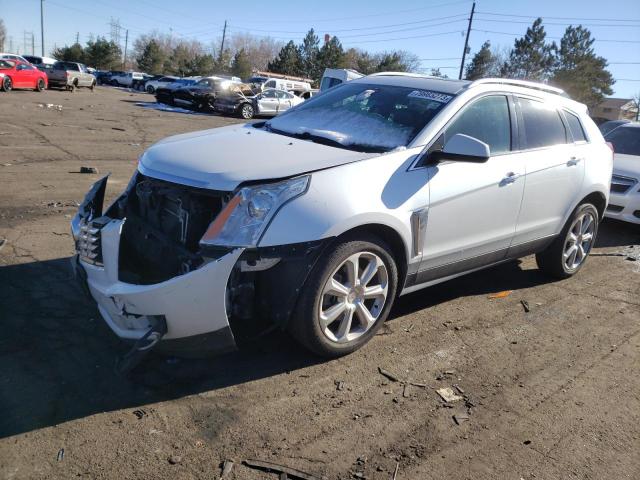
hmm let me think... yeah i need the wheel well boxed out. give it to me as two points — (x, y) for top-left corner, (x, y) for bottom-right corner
(336, 224), (409, 291)
(580, 191), (607, 220)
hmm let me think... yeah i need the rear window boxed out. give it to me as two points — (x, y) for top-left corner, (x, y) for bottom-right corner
(518, 98), (567, 149)
(605, 127), (640, 156)
(564, 111), (587, 142)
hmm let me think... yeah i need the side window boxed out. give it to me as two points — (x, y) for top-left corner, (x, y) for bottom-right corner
(445, 95), (512, 155)
(262, 90), (277, 98)
(564, 111), (587, 142)
(518, 98), (567, 149)
(265, 80), (276, 88)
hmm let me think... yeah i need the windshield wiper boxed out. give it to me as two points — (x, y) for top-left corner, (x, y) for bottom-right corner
(266, 125), (388, 153)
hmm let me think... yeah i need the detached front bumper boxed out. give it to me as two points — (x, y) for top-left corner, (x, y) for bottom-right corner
(71, 180), (244, 356)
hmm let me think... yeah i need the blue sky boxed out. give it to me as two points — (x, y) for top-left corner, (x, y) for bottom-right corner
(2, 0), (639, 97)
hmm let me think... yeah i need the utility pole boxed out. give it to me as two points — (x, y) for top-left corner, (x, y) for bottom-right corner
(40, 0), (45, 56)
(458, 1), (475, 80)
(76, 32), (79, 44)
(31, 33), (35, 55)
(219, 20), (227, 60)
(123, 29), (129, 70)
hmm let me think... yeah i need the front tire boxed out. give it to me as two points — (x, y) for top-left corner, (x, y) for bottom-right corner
(35, 78), (46, 92)
(239, 103), (254, 119)
(146, 85), (154, 94)
(289, 235), (398, 358)
(536, 203), (599, 279)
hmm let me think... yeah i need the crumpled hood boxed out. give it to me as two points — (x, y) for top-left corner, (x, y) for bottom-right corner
(613, 153), (640, 179)
(138, 124), (375, 191)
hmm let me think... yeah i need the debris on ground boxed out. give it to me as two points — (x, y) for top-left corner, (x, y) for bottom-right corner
(488, 290), (513, 299)
(0, 238), (5, 252)
(56, 448), (64, 461)
(220, 459), (234, 479)
(168, 454), (182, 465)
(242, 458), (320, 480)
(37, 103), (63, 111)
(436, 387), (463, 403)
(378, 367), (400, 382)
(520, 300), (530, 312)
(436, 370), (456, 381)
(453, 384), (464, 394)
(335, 380), (345, 391)
(453, 413), (470, 425)
(133, 409), (146, 419)
(392, 462), (399, 480)
(80, 166), (99, 174)
(112, 127), (126, 131)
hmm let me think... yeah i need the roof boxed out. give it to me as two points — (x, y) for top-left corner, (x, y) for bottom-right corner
(355, 73), (470, 94)
(597, 97), (632, 109)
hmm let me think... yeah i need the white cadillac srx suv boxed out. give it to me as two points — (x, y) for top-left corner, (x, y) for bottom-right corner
(71, 74), (613, 360)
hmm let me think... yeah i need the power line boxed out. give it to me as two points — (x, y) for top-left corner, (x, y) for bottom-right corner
(476, 11), (640, 22)
(342, 29), (464, 45)
(474, 17), (640, 28)
(471, 28), (640, 43)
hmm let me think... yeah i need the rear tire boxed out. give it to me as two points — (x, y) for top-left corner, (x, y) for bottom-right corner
(146, 85), (154, 94)
(536, 203), (599, 279)
(1, 76), (12, 92)
(289, 234), (398, 358)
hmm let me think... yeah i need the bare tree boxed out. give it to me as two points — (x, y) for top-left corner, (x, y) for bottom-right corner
(0, 19), (6, 52)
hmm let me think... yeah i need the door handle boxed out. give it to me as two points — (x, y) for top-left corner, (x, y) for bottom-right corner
(567, 156), (583, 166)
(501, 172), (522, 185)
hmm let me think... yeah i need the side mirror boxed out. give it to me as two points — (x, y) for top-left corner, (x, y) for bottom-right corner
(430, 133), (490, 163)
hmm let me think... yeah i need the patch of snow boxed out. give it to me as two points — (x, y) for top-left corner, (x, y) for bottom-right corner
(135, 102), (210, 116)
(268, 107), (413, 149)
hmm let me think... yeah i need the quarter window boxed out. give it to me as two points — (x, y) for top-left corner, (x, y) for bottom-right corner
(445, 95), (512, 154)
(564, 111), (587, 142)
(518, 98), (567, 149)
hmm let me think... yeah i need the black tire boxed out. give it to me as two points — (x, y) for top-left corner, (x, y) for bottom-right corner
(35, 78), (45, 92)
(239, 103), (254, 119)
(536, 203), (599, 279)
(289, 234), (399, 358)
(1, 76), (12, 92)
(90, 80), (96, 91)
(68, 82), (76, 93)
(146, 85), (154, 94)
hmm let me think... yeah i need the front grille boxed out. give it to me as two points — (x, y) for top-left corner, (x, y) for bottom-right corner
(606, 204), (624, 213)
(611, 175), (638, 194)
(77, 216), (110, 265)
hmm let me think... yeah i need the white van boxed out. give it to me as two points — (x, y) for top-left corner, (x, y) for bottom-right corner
(262, 78), (311, 95)
(320, 68), (363, 91)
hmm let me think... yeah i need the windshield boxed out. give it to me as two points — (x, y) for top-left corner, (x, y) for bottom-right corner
(606, 126), (640, 156)
(266, 82), (452, 151)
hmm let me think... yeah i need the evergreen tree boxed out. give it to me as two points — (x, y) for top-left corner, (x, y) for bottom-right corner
(430, 68), (448, 78)
(268, 40), (303, 75)
(465, 41), (498, 80)
(231, 48), (252, 79)
(299, 29), (320, 79)
(501, 18), (555, 80)
(549, 26), (613, 109)
(84, 37), (121, 70)
(52, 43), (85, 63)
(136, 39), (166, 74)
(317, 36), (345, 71)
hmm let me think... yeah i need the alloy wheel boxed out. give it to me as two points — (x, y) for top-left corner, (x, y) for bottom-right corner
(319, 251), (388, 343)
(241, 104), (254, 119)
(563, 211), (596, 271)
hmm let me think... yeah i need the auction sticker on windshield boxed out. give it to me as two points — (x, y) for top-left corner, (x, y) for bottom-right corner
(407, 90), (453, 103)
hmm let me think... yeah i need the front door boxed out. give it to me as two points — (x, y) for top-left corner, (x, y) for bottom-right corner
(418, 94), (526, 282)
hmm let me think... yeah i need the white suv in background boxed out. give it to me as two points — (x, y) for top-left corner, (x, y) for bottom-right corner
(604, 123), (640, 224)
(71, 74), (612, 362)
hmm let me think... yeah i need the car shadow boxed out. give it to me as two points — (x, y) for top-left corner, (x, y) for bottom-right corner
(595, 218), (640, 248)
(1, 219), (636, 438)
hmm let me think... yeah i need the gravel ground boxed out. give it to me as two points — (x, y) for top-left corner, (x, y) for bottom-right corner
(1, 87), (639, 480)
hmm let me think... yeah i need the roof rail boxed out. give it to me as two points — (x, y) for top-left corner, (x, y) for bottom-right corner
(468, 78), (567, 97)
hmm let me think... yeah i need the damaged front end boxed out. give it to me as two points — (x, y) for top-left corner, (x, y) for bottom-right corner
(71, 171), (324, 360)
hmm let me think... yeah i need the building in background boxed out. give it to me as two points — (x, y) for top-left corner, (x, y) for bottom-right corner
(591, 97), (638, 124)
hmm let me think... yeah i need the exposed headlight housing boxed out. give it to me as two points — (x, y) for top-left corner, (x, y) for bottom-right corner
(200, 175), (310, 248)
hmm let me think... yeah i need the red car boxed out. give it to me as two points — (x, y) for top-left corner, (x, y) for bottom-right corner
(0, 60), (48, 92)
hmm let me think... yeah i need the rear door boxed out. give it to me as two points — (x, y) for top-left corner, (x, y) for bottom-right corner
(258, 89), (279, 114)
(511, 96), (585, 246)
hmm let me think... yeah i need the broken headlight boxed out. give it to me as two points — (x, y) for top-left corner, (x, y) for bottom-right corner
(200, 175), (309, 248)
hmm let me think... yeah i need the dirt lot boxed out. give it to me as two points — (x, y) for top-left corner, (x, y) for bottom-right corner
(1, 87), (639, 480)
